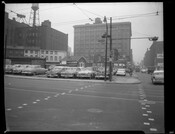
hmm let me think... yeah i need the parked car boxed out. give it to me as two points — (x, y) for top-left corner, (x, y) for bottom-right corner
(22, 65), (47, 75)
(141, 68), (148, 73)
(77, 67), (96, 79)
(12, 64), (23, 74)
(60, 67), (82, 78)
(5, 65), (13, 74)
(151, 70), (164, 84)
(46, 66), (66, 78)
(13, 64), (30, 75)
(116, 68), (126, 76)
(95, 70), (110, 79)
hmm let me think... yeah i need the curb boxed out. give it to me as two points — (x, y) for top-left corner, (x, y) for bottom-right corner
(5, 74), (141, 84)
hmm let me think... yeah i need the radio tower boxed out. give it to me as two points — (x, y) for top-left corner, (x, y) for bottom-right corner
(29, 3), (40, 27)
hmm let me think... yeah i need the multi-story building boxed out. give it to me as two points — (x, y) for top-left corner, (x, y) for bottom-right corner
(4, 12), (68, 67)
(73, 18), (132, 65)
(143, 41), (164, 69)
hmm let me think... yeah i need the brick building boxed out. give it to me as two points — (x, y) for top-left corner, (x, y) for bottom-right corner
(4, 12), (68, 66)
(143, 41), (164, 69)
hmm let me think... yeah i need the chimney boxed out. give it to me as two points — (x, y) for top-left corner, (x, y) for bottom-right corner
(42, 20), (51, 28)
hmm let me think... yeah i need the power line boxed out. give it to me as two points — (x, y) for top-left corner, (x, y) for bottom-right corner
(112, 11), (162, 20)
(73, 3), (93, 21)
(73, 3), (103, 18)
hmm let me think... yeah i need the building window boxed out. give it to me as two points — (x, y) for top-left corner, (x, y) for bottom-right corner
(30, 50), (33, 53)
(41, 50), (44, 54)
(46, 56), (48, 60)
(25, 50), (28, 53)
(46, 51), (48, 54)
(35, 51), (37, 54)
(55, 56), (57, 61)
(55, 51), (57, 54)
(59, 56), (62, 61)
(50, 51), (53, 54)
(50, 56), (53, 61)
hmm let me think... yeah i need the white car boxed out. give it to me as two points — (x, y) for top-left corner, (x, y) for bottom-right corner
(22, 65), (47, 75)
(116, 68), (126, 76)
(77, 67), (95, 79)
(151, 70), (164, 84)
(141, 68), (148, 73)
(13, 64), (30, 74)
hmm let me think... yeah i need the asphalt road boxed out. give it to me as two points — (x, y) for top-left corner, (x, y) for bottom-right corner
(4, 73), (164, 133)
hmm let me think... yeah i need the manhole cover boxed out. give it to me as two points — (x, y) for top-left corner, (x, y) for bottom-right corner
(87, 108), (103, 113)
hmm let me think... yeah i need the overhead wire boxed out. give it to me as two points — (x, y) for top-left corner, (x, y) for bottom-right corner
(73, 3), (93, 21)
(6, 5), (162, 28)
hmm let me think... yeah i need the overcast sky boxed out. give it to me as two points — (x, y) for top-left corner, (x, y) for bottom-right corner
(5, 2), (163, 64)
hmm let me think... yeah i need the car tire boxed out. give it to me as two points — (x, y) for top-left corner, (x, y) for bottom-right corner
(152, 78), (155, 84)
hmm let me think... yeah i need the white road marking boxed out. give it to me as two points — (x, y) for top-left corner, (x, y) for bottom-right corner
(61, 92), (65, 95)
(150, 128), (157, 131)
(23, 103), (28, 106)
(47, 96), (50, 98)
(148, 118), (155, 121)
(36, 99), (40, 102)
(139, 100), (156, 104)
(147, 111), (152, 113)
(75, 89), (78, 91)
(80, 87), (83, 90)
(44, 98), (48, 100)
(143, 122), (150, 125)
(140, 94), (146, 97)
(145, 105), (150, 107)
(18, 106), (23, 109)
(33, 102), (37, 104)
(6, 108), (12, 111)
(142, 114), (148, 116)
(140, 96), (145, 99)
(68, 90), (72, 93)
(142, 107), (146, 110)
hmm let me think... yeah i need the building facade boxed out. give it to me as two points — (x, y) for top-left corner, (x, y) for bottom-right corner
(143, 41), (164, 69)
(4, 12), (68, 66)
(73, 18), (132, 65)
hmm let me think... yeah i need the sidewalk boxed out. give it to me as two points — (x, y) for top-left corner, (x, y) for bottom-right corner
(5, 73), (141, 84)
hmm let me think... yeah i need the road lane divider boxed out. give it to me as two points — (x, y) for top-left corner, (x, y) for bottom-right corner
(143, 122), (150, 125)
(6, 108), (12, 111)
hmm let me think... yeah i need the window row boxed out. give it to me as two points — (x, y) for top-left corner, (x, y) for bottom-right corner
(25, 55), (62, 61)
(25, 50), (59, 55)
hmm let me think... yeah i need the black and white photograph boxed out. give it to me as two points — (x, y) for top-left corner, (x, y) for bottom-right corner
(4, 2), (164, 133)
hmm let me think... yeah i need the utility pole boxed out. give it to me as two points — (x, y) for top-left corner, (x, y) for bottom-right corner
(109, 17), (112, 81)
(103, 16), (108, 81)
